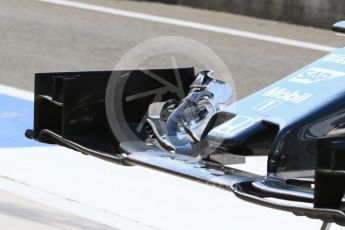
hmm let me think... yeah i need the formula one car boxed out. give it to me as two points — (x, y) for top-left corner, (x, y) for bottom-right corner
(26, 21), (345, 228)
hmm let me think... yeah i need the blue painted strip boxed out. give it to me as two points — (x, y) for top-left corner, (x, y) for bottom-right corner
(0, 93), (45, 147)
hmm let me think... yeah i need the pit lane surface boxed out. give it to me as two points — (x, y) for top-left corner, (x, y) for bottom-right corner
(0, 0), (344, 229)
(0, 189), (116, 230)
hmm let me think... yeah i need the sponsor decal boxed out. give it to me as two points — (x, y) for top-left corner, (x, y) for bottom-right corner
(212, 116), (255, 135)
(252, 99), (282, 112)
(289, 67), (345, 84)
(262, 87), (312, 104)
(323, 54), (345, 65)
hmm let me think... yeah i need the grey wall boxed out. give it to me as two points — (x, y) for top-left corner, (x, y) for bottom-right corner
(137, 0), (345, 28)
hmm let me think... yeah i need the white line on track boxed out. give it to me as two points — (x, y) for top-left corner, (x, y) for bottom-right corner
(0, 152), (158, 230)
(0, 147), (321, 230)
(36, 0), (338, 52)
(0, 84), (33, 101)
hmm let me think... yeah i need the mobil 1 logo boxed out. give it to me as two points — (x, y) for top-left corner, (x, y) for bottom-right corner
(251, 87), (312, 113)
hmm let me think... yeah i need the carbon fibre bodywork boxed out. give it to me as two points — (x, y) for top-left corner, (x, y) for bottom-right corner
(26, 21), (345, 227)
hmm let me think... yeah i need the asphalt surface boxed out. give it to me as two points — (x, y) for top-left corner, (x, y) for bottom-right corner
(0, 0), (345, 229)
(1, 0), (344, 98)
